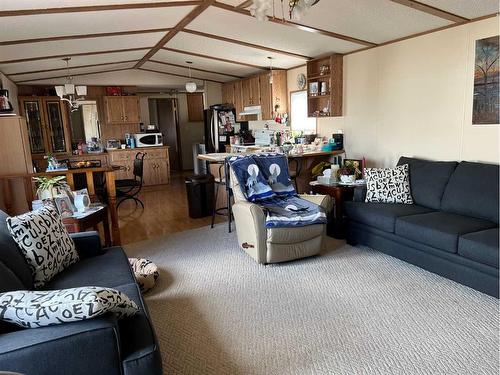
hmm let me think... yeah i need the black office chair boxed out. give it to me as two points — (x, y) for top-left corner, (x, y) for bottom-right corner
(116, 152), (146, 209)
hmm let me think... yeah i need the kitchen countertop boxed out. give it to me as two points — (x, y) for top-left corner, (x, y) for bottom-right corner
(198, 149), (345, 163)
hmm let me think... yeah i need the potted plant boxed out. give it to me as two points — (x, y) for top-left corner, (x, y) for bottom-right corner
(33, 175), (69, 200)
(338, 165), (356, 183)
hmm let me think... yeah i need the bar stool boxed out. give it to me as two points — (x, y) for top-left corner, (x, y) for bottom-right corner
(211, 161), (233, 233)
(289, 158), (302, 192)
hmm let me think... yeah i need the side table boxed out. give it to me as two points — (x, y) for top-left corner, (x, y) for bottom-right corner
(311, 183), (356, 239)
(62, 205), (112, 247)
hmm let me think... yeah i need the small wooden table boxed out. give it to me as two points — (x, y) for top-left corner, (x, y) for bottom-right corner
(311, 182), (360, 239)
(62, 205), (112, 247)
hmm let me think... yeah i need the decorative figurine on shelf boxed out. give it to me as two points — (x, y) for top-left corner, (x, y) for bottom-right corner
(44, 153), (67, 171)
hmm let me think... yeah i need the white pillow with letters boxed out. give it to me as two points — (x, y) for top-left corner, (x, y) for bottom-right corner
(0, 287), (138, 328)
(365, 164), (413, 204)
(6, 206), (79, 288)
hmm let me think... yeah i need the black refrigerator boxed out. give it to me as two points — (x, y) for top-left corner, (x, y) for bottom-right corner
(203, 104), (236, 153)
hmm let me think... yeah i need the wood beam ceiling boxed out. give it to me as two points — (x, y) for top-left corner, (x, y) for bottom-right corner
(8, 60), (140, 77)
(0, 1), (201, 17)
(211, 1), (377, 47)
(0, 28), (172, 46)
(163, 47), (268, 70)
(236, 0), (253, 8)
(388, 0), (469, 23)
(138, 67), (223, 83)
(14, 67), (133, 83)
(134, 0), (216, 68)
(0, 47), (151, 65)
(149, 59), (243, 79)
(183, 29), (311, 60)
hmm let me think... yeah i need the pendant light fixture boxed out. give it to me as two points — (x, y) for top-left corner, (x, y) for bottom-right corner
(268, 57), (274, 84)
(250, 0), (320, 21)
(185, 61), (197, 93)
(54, 57), (86, 111)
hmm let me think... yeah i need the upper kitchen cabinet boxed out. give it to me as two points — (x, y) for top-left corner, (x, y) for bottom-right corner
(18, 96), (72, 158)
(259, 70), (287, 121)
(104, 96), (140, 124)
(233, 81), (244, 121)
(221, 82), (234, 106)
(186, 93), (204, 122)
(242, 76), (260, 107)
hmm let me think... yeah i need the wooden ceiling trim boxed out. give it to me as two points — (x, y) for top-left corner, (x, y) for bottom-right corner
(0, 47), (151, 65)
(14, 67), (133, 83)
(138, 67), (223, 83)
(0, 1), (201, 17)
(134, 0), (216, 68)
(236, 0), (253, 8)
(8, 60), (140, 76)
(346, 12), (498, 56)
(149, 59), (243, 78)
(211, 1), (377, 47)
(162, 47), (268, 69)
(0, 28), (172, 46)
(183, 29), (311, 60)
(388, 0), (469, 23)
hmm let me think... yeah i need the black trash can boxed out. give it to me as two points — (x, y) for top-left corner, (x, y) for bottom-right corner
(185, 174), (215, 218)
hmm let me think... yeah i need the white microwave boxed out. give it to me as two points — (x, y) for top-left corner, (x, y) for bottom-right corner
(133, 133), (163, 147)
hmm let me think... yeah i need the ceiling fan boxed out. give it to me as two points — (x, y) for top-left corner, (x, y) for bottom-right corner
(250, 0), (321, 22)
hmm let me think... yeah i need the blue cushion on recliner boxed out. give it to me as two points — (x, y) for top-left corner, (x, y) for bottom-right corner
(396, 212), (497, 253)
(344, 201), (434, 232)
(459, 228), (499, 268)
(397, 157), (457, 210)
(441, 161), (499, 223)
(0, 211), (33, 289)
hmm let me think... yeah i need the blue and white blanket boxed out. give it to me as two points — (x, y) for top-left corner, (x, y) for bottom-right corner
(228, 153), (327, 228)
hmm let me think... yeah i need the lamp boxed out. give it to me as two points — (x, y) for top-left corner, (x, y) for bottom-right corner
(185, 61), (197, 93)
(250, 0), (320, 21)
(54, 57), (87, 111)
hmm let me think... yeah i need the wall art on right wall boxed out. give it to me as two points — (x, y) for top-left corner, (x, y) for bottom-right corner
(473, 35), (499, 125)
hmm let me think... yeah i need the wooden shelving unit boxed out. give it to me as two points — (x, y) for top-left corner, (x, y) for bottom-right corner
(306, 54), (343, 117)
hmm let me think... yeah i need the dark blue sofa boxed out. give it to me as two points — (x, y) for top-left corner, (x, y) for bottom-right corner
(0, 210), (163, 375)
(345, 157), (499, 297)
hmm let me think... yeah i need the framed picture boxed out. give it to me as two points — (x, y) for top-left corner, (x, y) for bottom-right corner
(309, 82), (319, 96)
(473, 35), (499, 124)
(344, 159), (363, 180)
(54, 196), (75, 218)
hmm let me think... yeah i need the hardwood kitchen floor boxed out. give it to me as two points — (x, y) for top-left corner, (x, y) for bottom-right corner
(118, 171), (224, 245)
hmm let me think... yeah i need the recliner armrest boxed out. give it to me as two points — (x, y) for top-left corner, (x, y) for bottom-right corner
(299, 194), (333, 213)
(70, 231), (105, 258)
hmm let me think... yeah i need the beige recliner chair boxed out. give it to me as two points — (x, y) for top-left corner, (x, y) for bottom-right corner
(230, 168), (332, 264)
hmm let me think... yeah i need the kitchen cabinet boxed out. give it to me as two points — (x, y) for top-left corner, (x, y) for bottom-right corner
(186, 93), (204, 122)
(104, 96), (140, 124)
(221, 82), (234, 105)
(18, 96), (72, 161)
(233, 81), (243, 121)
(241, 76), (260, 107)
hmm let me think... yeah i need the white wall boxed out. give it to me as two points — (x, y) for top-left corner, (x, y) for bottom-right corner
(0, 73), (19, 114)
(288, 17), (500, 167)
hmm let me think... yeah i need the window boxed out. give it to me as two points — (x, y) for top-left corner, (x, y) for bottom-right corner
(290, 90), (316, 133)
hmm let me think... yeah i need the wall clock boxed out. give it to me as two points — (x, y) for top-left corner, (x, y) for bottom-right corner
(297, 73), (306, 90)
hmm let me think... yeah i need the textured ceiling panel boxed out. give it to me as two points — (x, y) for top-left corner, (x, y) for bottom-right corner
(143, 61), (235, 82)
(0, 33), (162, 62)
(0, 0), (192, 11)
(19, 68), (205, 88)
(11, 62), (136, 82)
(0, 7), (194, 42)
(0, 50), (148, 75)
(189, 6), (364, 56)
(168, 31), (306, 69)
(152, 48), (260, 77)
(419, 0), (499, 19)
(283, 0), (451, 44)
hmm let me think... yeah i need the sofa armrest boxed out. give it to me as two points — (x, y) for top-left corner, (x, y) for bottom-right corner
(232, 202), (268, 263)
(70, 231), (104, 259)
(0, 315), (122, 375)
(353, 186), (367, 202)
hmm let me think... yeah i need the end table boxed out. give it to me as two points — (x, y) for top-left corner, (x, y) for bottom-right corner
(62, 205), (112, 247)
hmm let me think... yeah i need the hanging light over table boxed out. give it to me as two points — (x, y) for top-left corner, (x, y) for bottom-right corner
(185, 61), (197, 93)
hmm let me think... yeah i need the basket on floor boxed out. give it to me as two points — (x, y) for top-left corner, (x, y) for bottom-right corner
(129, 258), (159, 293)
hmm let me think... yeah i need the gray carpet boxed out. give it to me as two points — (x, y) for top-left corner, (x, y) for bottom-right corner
(125, 224), (499, 375)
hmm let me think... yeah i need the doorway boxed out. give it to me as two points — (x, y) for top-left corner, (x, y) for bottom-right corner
(149, 98), (182, 171)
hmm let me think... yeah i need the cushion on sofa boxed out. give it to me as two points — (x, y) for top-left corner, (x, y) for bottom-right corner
(0, 211), (33, 289)
(395, 212), (497, 253)
(441, 161), (499, 223)
(44, 247), (136, 290)
(0, 314), (122, 375)
(344, 201), (434, 232)
(458, 228), (499, 268)
(115, 283), (162, 375)
(397, 157), (457, 210)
